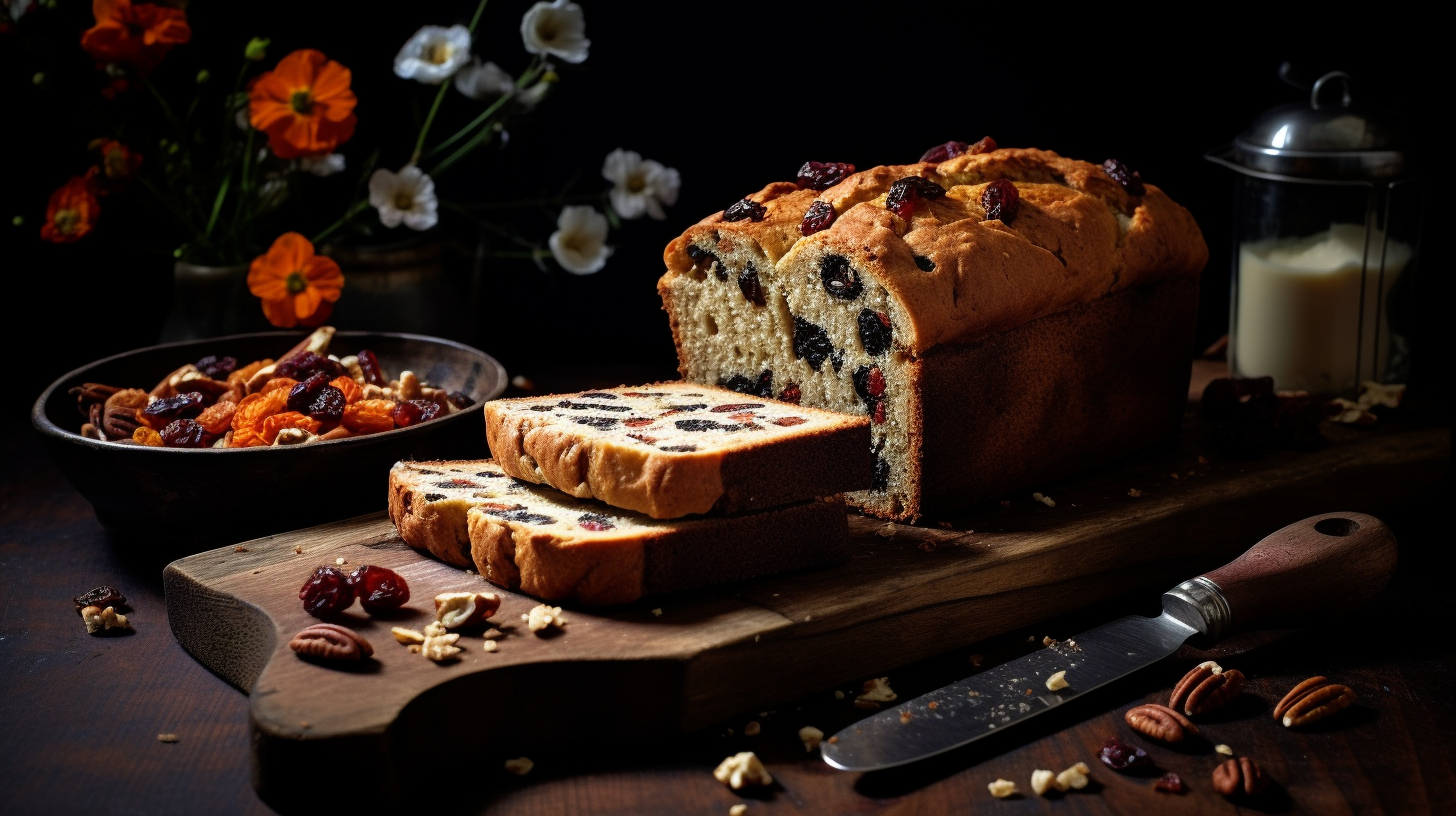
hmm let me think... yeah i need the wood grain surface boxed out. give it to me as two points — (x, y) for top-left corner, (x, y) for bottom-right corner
(3, 362), (1454, 815)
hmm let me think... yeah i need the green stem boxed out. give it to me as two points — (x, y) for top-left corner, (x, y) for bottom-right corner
(203, 172), (231, 240)
(410, 0), (491, 164)
(311, 199), (371, 246)
(425, 58), (543, 160)
(141, 75), (185, 137)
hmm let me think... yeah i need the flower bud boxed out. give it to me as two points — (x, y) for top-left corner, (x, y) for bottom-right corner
(195, 69), (210, 85)
(244, 37), (270, 62)
(31, 72), (44, 85)
(11, 216), (24, 227)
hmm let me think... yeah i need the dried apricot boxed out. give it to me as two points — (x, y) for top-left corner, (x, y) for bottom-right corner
(231, 391), (289, 447)
(132, 426), (164, 446)
(196, 400), (237, 435)
(261, 411), (322, 445)
(342, 399), (396, 434)
(259, 377), (298, 396)
(329, 376), (363, 405)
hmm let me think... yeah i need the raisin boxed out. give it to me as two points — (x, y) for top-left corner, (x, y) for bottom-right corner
(885, 176), (945, 219)
(446, 391), (475, 409)
(143, 392), (204, 422)
(274, 351), (319, 381)
(487, 508), (556, 525)
(305, 385), (346, 425)
(195, 355), (237, 379)
(1154, 773), (1186, 794)
(796, 161), (856, 190)
(663, 403), (708, 413)
(720, 372), (772, 399)
(723, 199), (767, 222)
(872, 453), (890, 492)
(859, 309), (893, 356)
(738, 262), (767, 306)
(558, 400), (631, 412)
(1098, 738), (1152, 771)
(819, 255), (863, 301)
(660, 444), (698, 452)
(578, 392), (618, 399)
(528, 405), (554, 412)
(287, 371), (331, 412)
(712, 403), (764, 412)
(160, 418), (209, 447)
(913, 255), (936, 272)
(356, 349), (386, 386)
(475, 471), (505, 478)
(981, 178), (1020, 222)
(919, 136), (996, 163)
(778, 383), (801, 404)
(392, 400), (424, 427)
(438, 479), (478, 489)
(792, 316), (835, 371)
(424, 493), (446, 502)
(687, 244), (727, 281)
(578, 513), (615, 532)
(676, 418), (734, 432)
(299, 566), (355, 617)
(800, 200), (837, 236)
(575, 416), (618, 428)
(73, 586), (126, 611)
(830, 349), (845, 373)
(1102, 158), (1146, 196)
(852, 365), (886, 402)
(347, 565), (410, 613)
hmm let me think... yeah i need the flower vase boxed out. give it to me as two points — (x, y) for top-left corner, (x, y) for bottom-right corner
(323, 236), (476, 341)
(159, 261), (268, 342)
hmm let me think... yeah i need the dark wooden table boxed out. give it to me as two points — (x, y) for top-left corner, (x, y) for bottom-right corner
(3, 368), (1454, 816)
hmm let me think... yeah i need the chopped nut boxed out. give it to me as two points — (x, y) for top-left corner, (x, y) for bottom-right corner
(391, 627), (426, 645)
(423, 621), (448, 638)
(397, 370), (423, 402)
(1046, 671), (1070, 691)
(482, 640), (498, 653)
(729, 805), (747, 816)
(523, 604), (567, 633)
(987, 778), (1019, 798)
(1327, 397), (1377, 424)
(1358, 380), (1405, 409)
(273, 427), (317, 446)
(1042, 635), (1056, 646)
(157, 733), (178, 743)
(855, 677), (897, 709)
(834, 690), (845, 700)
(481, 627), (504, 640)
(876, 523), (896, 538)
(1032, 492), (1056, 507)
(651, 608), (663, 616)
(434, 591), (501, 629)
(421, 631), (462, 663)
(504, 757), (534, 776)
(335, 557), (347, 566)
(798, 726), (824, 752)
(898, 710), (913, 724)
(744, 720), (761, 736)
(1056, 762), (1091, 791)
(234, 546), (249, 553)
(1216, 743), (1234, 756)
(713, 751), (773, 790)
(1128, 488), (1143, 497)
(1030, 769), (1057, 796)
(293, 545), (304, 555)
(81, 605), (131, 634)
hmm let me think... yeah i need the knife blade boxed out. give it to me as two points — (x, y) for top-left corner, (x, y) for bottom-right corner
(821, 511), (1397, 772)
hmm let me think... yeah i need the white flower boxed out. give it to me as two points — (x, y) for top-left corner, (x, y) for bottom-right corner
(298, 154), (345, 177)
(369, 165), (439, 231)
(548, 206), (612, 274)
(520, 0), (590, 64)
(394, 25), (473, 85)
(454, 58), (515, 100)
(602, 149), (680, 221)
(516, 64), (556, 108)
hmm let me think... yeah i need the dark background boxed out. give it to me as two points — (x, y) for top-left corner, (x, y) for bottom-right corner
(2, 3), (1448, 421)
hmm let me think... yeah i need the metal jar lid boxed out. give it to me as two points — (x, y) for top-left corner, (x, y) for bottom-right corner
(1232, 70), (1405, 179)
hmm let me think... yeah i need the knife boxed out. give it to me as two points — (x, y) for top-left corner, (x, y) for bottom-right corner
(820, 511), (1397, 772)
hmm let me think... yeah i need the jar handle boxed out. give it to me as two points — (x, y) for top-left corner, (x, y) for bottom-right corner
(1311, 71), (1353, 110)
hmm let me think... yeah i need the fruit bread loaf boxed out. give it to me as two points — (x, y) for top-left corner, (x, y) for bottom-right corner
(388, 460), (849, 604)
(659, 142), (1208, 521)
(484, 382), (870, 518)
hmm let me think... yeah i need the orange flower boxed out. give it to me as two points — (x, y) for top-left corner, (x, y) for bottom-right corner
(85, 139), (142, 194)
(80, 0), (191, 72)
(41, 177), (100, 243)
(248, 49), (357, 159)
(247, 233), (344, 328)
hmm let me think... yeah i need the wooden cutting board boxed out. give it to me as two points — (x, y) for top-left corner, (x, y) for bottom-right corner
(163, 413), (1448, 801)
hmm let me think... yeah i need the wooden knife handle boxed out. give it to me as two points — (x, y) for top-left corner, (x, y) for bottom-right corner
(1203, 511), (1397, 634)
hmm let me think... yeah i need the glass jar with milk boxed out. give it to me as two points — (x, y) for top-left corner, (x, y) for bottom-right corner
(1208, 69), (1421, 395)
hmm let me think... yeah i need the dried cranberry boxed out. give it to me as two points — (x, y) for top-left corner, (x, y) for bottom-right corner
(356, 349), (386, 386)
(796, 161), (856, 190)
(913, 254), (936, 272)
(819, 255), (862, 300)
(446, 391), (475, 409)
(872, 452), (890, 492)
(723, 199), (767, 222)
(195, 355), (237, 379)
(676, 418), (732, 432)
(73, 585), (126, 611)
(1098, 737), (1151, 771)
(738, 263), (766, 306)
(778, 383), (801, 405)
(792, 316), (835, 371)
(287, 371), (331, 412)
(801, 200), (837, 236)
(720, 371), (773, 398)
(885, 176), (945, 219)
(920, 136), (996, 163)
(392, 400), (423, 427)
(410, 399), (441, 422)
(578, 513), (615, 532)
(308, 385), (347, 425)
(872, 401), (886, 424)
(347, 565), (410, 613)
(981, 179), (1020, 222)
(143, 392), (204, 422)
(858, 309), (893, 356)
(160, 418), (209, 447)
(852, 365), (886, 401)
(686, 244), (727, 281)
(274, 351), (319, 381)
(299, 566), (355, 617)
(1102, 159), (1146, 196)
(1154, 773), (1185, 794)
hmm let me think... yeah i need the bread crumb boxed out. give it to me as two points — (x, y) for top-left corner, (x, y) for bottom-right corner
(937, 521), (953, 530)
(335, 557), (347, 566)
(293, 545), (303, 554)
(827, 736), (838, 744)
(899, 710), (913, 724)
(798, 726), (823, 752)
(482, 627), (504, 640)
(157, 733), (178, 743)
(970, 653), (984, 667)
(651, 608), (663, 617)
(713, 752), (772, 789)
(856, 677), (897, 709)
(999, 500), (1011, 508)
(465, 569), (474, 575)
(804, 615), (812, 622)
(1215, 743), (1233, 756)
(504, 757), (533, 775)
(1128, 488), (1143, 497)
(987, 778), (1018, 798)
(729, 805), (747, 816)
(754, 635), (760, 643)
(876, 523), (897, 538)
(234, 546), (248, 552)
(834, 690), (845, 700)
(1046, 671), (1069, 691)
(744, 721), (761, 736)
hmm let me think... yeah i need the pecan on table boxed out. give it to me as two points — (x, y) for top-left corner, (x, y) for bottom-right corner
(1275, 676), (1356, 727)
(1125, 703), (1198, 743)
(1170, 661), (1245, 715)
(289, 623), (374, 662)
(1212, 756), (1267, 797)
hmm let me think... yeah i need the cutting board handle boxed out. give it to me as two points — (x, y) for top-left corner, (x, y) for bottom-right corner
(1201, 511), (1397, 636)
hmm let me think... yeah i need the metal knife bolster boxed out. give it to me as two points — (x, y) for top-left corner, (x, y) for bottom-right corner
(1160, 576), (1232, 644)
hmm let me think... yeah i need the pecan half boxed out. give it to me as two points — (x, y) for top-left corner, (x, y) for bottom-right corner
(289, 623), (374, 662)
(1125, 703), (1198, 743)
(434, 591), (501, 629)
(1211, 756), (1267, 796)
(70, 383), (122, 418)
(1170, 661), (1244, 715)
(150, 364), (200, 398)
(1274, 676), (1356, 727)
(102, 404), (143, 441)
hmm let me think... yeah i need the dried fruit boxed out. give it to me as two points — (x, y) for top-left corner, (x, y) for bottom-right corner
(676, 418), (733, 432)
(261, 411), (322, 444)
(720, 370), (773, 399)
(852, 366), (886, 409)
(858, 309), (892, 356)
(981, 179), (1020, 222)
(392, 400), (424, 427)
(102, 404), (143, 440)
(289, 622), (374, 662)
(161, 418), (210, 448)
(348, 565), (411, 613)
(286, 371), (330, 412)
(819, 254), (863, 300)
(356, 349), (386, 386)
(307, 385), (347, 425)
(912, 254), (936, 272)
(738, 263), (767, 306)
(872, 453), (890, 492)
(723, 198), (767, 222)
(329, 376), (363, 405)
(1212, 756), (1267, 797)
(141, 392), (205, 427)
(1125, 704), (1198, 743)
(919, 136), (995, 163)
(132, 426), (164, 446)
(1102, 158), (1146, 196)
(299, 566), (355, 617)
(1274, 676), (1356, 727)
(800, 200), (837, 236)
(578, 513), (615, 531)
(1170, 661), (1245, 716)
(1098, 737), (1151, 771)
(778, 383), (801, 404)
(195, 400), (237, 435)
(195, 355), (238, 379)
(885, 176), (945, 218)
(1153, 773), (1185, 794)
(73, 586), (126, 612)
(792, 316), (835, 371)
(686, 244), (726, 281)
(796, 161), (856, 190)
(231, 390), (290, 447)
(259, 377), (298, 396)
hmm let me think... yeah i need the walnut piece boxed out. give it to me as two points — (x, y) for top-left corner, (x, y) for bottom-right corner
(1216, 743), (1234, 756)
(987, 778), (1019, 798)
(523, 604), (567, 634)
(391, 626), (426, 645)
(855, 677), (897, 709)
(713, 751), (772, 790)
(1046, 671), (1069, 691)
(504, 757), (533, 775)
(1030, 769), (1057, 796)
(798, 726), (824, 752)
(421, 631), (462, 663)
(157, 733), (178, 743)
(728, 805), (747, 816)
(1358, 380), (1405, 409)
(81, 605), (131, 634)
(1056, 762), (1091, 791)
(434, 591), (501, 629)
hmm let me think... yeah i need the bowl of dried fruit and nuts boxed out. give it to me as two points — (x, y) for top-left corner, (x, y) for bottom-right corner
(32, 328), (506, 547)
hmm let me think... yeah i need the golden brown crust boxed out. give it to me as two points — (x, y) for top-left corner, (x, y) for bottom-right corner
(387, 461), (481, 568)
(662, 182), (819, 278)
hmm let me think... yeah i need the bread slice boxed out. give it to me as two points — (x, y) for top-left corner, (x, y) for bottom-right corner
(484, 382), (870, 519)
(389, 460), (849, 605)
